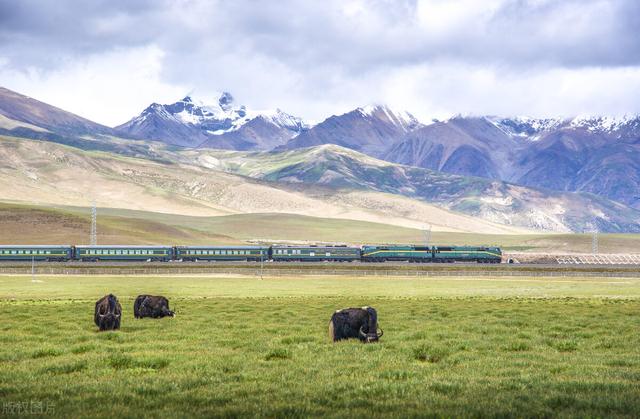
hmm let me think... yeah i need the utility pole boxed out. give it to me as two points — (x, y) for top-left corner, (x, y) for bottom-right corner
(260, 244), (264, 280)
(90, 201), (97, 246)
(592, 228), (599, 255)
(31, 256), (35, 282)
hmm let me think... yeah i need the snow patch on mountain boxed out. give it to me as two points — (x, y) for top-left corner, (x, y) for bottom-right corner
(487, 116), (564, 140)
(357, 104), (420, 131)
(569, 115), (638, 132)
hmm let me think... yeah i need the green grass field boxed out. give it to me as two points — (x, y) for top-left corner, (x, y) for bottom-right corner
(1, 275), (639, 417)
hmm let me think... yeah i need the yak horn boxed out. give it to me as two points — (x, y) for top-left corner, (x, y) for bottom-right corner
(377, 328), (384, 338)
(359, 326), (367, 339)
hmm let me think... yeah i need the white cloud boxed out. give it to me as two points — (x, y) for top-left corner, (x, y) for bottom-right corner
(0, 0), (638, 125)
(0, 45), (186, 126)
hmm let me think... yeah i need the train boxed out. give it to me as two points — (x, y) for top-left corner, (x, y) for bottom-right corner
(0, 244), (502, 263)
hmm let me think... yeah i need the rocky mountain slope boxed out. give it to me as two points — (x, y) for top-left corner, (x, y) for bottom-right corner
(0, 87), (114, 137)
(0, 135), (525, 234)
(277, 105), (421, 157)
(115, 92), (307, 150)
(384, 115), (640, 208)
(185, 144), (640, 233)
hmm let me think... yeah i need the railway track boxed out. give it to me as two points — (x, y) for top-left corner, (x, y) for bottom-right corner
(1, 260), (638, 276)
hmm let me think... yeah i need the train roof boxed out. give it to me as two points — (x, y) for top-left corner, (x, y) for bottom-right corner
(271, 245), (357, 248)
(175, 246), (268, 249)
(75, 245), (172, 249)
(0, 245), (72, 248)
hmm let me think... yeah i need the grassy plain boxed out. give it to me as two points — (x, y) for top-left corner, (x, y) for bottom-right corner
(1, 275), (639, 417)
(2, 200), (640, 253)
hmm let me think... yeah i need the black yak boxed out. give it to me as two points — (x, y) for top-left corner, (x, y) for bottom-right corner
(329, 306), (383, 343)
(94, 294), (122, 331)
(134, 295), (175, 319)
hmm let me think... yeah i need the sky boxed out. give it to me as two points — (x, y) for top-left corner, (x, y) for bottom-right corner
(0, 0), (639, 126)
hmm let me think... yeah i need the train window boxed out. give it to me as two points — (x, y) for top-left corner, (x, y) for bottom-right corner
(326, 252), (331, 256)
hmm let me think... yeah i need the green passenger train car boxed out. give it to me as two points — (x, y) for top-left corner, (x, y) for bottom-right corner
(361, 245), (432, 262)
(75, 245), (173, 261)
(433, 246), (502, 263)
(0, 245), (73, 261)
(271, 246), (361, 262)
(175, 246), (269, 262)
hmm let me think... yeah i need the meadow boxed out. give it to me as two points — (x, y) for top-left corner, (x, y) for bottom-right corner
(1, 275), (639, 417)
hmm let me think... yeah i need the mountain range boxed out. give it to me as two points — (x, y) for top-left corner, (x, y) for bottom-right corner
(384, 115), (640, 209)
(113, 92), (640, 210)
(115, 92), (308, 150)
(0, 85), (638, 233)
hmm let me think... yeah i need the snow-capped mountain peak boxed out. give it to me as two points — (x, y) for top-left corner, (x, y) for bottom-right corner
(487, 116), (564, 140)
(116, 91), (308, 150)
(569, 115), (639, 132)
(356, 104), (420, 131)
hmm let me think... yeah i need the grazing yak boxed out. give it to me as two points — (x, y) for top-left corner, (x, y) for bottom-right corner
(329, 306), (383, 343)
(94, 294), (122, 331)
(134, 295), (175, 319)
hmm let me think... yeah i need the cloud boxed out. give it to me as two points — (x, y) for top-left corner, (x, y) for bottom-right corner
(0, 0), (638, 125)
(0, 45), (186, 125)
